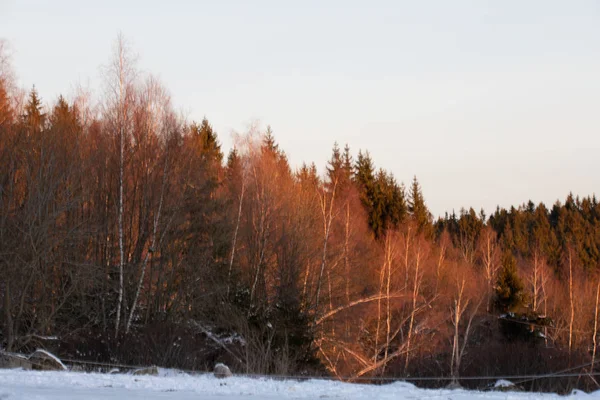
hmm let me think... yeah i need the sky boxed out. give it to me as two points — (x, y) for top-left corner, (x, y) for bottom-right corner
(1, 0), (599, 217)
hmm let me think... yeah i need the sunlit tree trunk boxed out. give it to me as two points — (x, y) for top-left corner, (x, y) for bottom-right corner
(568, 247), (574, 356)
(404, 240), (421, 373)
(227, 176), (245, 296)
(103, 33), (137, 338)
(592, 280), (600, 372)
(315, 178), (337, 312)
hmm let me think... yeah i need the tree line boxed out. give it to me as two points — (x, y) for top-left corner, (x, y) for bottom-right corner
(1, 37), (600, 390)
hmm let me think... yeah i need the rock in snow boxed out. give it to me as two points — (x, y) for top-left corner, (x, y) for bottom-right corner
(133, 366), (159, 376)
(0, 352), (32, 370)
(214, 363), (232, 378)
(28, 349), (67, 371)
(494, 379), (515, 388)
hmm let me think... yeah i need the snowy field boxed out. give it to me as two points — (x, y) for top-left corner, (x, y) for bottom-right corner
(0, 369), (598, 400)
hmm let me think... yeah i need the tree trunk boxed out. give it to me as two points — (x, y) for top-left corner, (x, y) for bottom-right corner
(568, 249), (574, 356)
(592, 280), (600, 372)
(4, 279), (13, 351)
(404, 242), (420, 374)
(227, 178), (245, 296)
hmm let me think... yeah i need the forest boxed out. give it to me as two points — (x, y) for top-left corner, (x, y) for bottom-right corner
(1, 37), (600, 391)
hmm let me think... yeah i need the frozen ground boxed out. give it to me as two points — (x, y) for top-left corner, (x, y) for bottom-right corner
(0, 369), (598, 399)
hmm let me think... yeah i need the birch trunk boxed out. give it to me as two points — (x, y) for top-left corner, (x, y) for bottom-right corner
(568, 248), (574, 355)
(227, 177), (245, 296)
(315, 179), (337, 312)
(125, 147), (169, 334)
(404, 242), (420, 373)
(593, 280), (600, 372)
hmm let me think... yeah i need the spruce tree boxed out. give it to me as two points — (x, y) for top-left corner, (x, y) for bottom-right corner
(408, 176), (432, 237)
(354, 150), (378, 236)
(23, 86), (45, 134)
(495, 250), (524, 311)
(263, 125), (278, 154)
(326, 142), (343, 188)
(342, 144), (353, 180)
(191, 117), (223, 164)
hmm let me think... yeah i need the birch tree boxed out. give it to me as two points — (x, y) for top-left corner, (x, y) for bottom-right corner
(102, 33), (138, 338)
(477, 226), (499, 311)
(125, 76), (174, 334)
(404, 233), (425, 373)
(450, 277), (481, 385)
(592, 279), (600, 372)
(528, 250), (549, 314)
(315, 177), (338, 312)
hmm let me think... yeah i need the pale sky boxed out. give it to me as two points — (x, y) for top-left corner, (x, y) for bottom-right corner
(2, 0), (599, 217)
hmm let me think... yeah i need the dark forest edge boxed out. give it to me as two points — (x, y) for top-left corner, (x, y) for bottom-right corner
(1, 37), (599, 393)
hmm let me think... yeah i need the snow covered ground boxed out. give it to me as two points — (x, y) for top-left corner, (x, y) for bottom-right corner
(0, 369), (598, 399)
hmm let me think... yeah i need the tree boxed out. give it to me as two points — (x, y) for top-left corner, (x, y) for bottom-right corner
(457, 208), (483, 265)
(125, 76), (176, 334)
(354, 151), (406, 239)
(495, 250), (524, 311)
(0, 76), (12, 128)
(190, 117), (223, 164)
(226, 147), (246, 296)
(102, 33), (138, 338)
(408, 176), (432, 238)
(450, 275), (481, 384)
(22, 87), (46, 134)
(354, 151), (377, 235)
(477, 226), (500, 311)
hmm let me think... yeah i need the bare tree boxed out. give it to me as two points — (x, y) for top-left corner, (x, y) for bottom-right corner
(528, 250), (549, 313)
(404, 234), (425, 373)
(315, 177), (338, 312)
(0, 39), (15, 91)
(102, 33), (138, 338)
(125, 76), (173, 334)
(477, 226), (499, 311)
(450, 277), (481, 385)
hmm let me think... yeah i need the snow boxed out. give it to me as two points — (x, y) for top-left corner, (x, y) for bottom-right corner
(0, 369), (594, 399)
(30, 349), (68, 370)
(494, 379), (515, 388)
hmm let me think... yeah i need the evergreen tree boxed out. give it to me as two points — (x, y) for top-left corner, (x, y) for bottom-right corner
(342, 144), (353, 180)
(354, 150), (378, 236)
(263, 125), (278, 154)
(408, 176), (432, 237)
(326, 142), (343, 187)
(495, 250), (524, 310)
(297, 162), (320, 189)
(22, 86), (46, 134)
(327, 143), (354, 194)
(190, 117), (223, 164)
(226, 147), (243, 190)
(261, 125), (291, 175)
